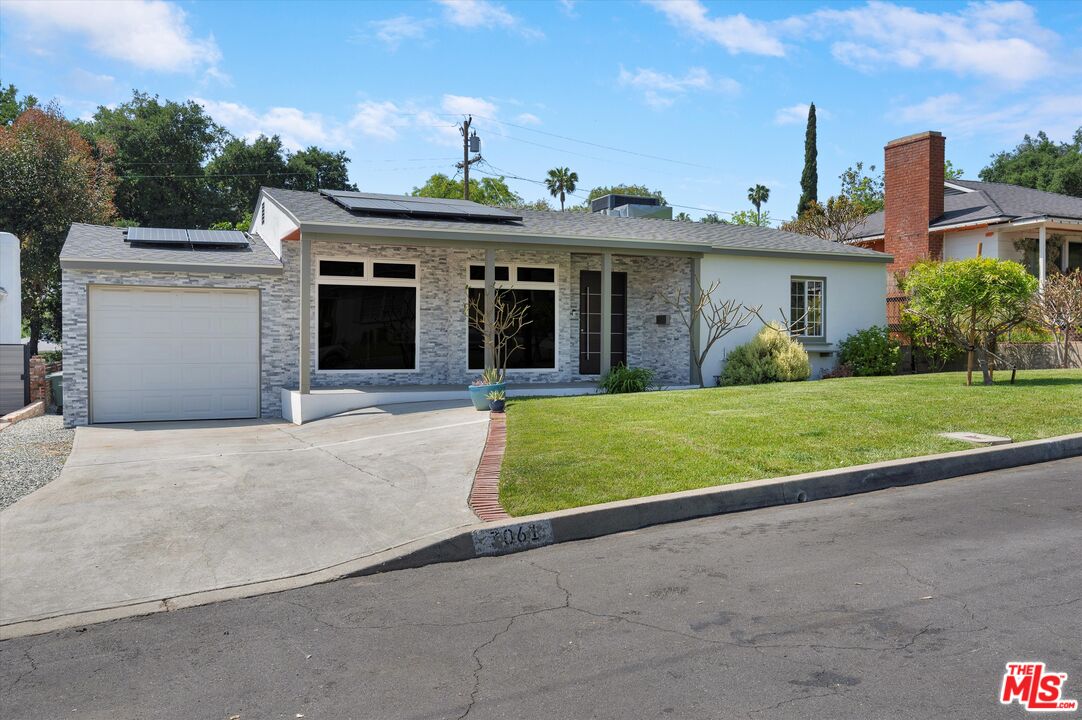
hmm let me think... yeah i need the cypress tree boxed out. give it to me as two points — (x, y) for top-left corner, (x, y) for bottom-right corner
(797, 103), (818, 216)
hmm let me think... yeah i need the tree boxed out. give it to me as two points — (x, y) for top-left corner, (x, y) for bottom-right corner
(205, 134), (290, 224)
(285, 146), (356, 193)
(700, 213), (723, 224)
(464, 288), (531, 382)
(544, 166), (578, 211)
(585, 184), (666, 205)
(979, 129), (1082, 198)
(729, 209), (771, 227)
(747, 183), (770, 225)
(1, 84), (38, 125)
(797, 103), (817, 215)
(0, 106), (117, 353)
(673, 211), (693, 222)
(1028, 270), (1082, 368)
(411, 173), (522, 206)
(900, 258), (1038, 385)
(944, 160), (965, 180)
(655, 279), (760, 387)
(81, 91), (226, 227)
(780, 195), (870, 242)
(838, 162), (884, 213)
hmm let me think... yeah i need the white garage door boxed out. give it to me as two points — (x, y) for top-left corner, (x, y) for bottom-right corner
(89, 286), (260, 423)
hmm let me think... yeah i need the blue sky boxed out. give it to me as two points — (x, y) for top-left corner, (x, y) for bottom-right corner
(2, 0), (1080, 221)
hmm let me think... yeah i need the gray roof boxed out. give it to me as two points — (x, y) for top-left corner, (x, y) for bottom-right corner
(264, 187), (889, 262)
(852, 180), (1082, 240)
(60, 223), (283, 274)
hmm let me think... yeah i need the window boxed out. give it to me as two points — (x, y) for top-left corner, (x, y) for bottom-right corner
(317, 258), (418, 371)
(791, 278), (825, 338)
(467, 264), (557, 370)
(1069, 241), (1082, 272)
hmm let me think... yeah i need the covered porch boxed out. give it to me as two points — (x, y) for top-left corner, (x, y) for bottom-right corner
(996, 216), (1082, 289)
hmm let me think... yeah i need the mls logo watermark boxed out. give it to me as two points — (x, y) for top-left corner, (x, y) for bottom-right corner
(1000, 663), (1078, 712)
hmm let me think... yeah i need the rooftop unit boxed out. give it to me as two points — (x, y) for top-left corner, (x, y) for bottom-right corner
(590, 194), (672, 220)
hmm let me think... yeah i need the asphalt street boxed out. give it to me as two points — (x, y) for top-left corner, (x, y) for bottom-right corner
(2, 457), (1080, 720)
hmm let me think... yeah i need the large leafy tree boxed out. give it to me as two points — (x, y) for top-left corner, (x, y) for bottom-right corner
(1, 84), (38, 125)
(411, 173), (522, 206)
(206, 134), (290, 224)
(729, 209), (772, 227)
(0, 106), (117, 353)
(81, 91), (226, 227)
(900, 258), (1037, 386)
(544, 166), (578, 211)
(285, 146), (356, 193)
(585, 184), (666, 205)
(747, 183), (770, 225)
(979, 129), (1082, 197)
(838, 162), (884, 214)
(797, 103), (817, 215)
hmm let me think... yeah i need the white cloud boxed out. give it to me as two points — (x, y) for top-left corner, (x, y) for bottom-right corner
(774, 103), (831, 125)
(515, 112), (542, 126)
(349, 101), (411, 141)
(192, 98), (349, 151)
(807, 1), (1057, 83)
(618, 66), (740, 108)
(558, 0), (578, 17)
(3, 0), (221, 73)
(368, 15), (432, 49)
(643, 0), (786, 57)
(441, 94), (499, 118)
(435, 0), (543, 38)
(894, 92), (1082, 141)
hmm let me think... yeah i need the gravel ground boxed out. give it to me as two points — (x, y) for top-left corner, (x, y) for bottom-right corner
(0, 415), (74, 510)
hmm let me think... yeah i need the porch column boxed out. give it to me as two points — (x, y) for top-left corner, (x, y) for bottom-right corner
(689, 257), (702, 386)
(1038, 224), (1047, 292)
(484, 248), (495, 370)
(600, 251), (612, 377)
(1064, 236), (1070, 273)
(299, 231), (311, 394)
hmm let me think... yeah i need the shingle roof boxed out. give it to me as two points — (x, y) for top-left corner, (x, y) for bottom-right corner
(60, 223), (283, 273)
(852, 180), (1082, 240)
(264, 187), (889, 261)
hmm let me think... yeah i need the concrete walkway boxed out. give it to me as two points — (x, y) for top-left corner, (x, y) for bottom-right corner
(0, 401), (487, 629)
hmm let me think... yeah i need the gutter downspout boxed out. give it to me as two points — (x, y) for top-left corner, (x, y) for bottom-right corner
(299, 231), (311, 395)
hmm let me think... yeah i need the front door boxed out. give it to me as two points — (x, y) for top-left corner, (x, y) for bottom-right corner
(579, 271), (627, 374)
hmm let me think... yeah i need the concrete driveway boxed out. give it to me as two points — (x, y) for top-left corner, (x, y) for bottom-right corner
(0, 401), (487, 632)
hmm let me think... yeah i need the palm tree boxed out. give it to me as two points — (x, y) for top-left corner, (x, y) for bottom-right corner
(747, 184), (771, 225)
(545, 167), (578, 211)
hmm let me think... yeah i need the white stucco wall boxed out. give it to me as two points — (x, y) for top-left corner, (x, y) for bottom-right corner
(252, 195), (298, 259)
(699, 254), (888, 381)
(0, 232), (20, 344)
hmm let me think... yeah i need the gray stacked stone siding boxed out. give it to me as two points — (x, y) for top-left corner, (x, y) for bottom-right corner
(61, 238), (692, 426)
(61, 267), (293, 427)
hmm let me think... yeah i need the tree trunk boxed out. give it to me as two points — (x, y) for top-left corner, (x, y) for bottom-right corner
(966, 348), (974, 386)
(975, 347), (993, 385)
(27, 318), (40, 358)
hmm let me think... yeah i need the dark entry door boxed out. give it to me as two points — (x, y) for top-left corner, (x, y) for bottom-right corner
(579, 270), (627, 374)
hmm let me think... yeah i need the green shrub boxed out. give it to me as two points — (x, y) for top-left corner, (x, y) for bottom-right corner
(719, 323), (811, 386)
(599, 364), (656, 393)
(838, 325), (900, 376)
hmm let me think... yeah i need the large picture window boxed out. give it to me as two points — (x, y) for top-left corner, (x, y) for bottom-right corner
(790, 277), (825, 338)
(317, 258), (418, 371)
(467, 264), (557, 371)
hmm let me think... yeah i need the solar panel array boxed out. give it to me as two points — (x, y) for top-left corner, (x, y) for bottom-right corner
(125, 228), (249, 248)
(320, 189), (523, 222)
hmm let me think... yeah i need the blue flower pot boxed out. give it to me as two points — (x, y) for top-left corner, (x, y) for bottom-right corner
(468, 382), (505, 411)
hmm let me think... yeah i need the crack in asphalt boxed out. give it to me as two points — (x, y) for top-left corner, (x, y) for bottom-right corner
(456, 617), (515, 720)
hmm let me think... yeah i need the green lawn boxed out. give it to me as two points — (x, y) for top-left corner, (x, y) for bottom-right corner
(500, 370), (1082, 516)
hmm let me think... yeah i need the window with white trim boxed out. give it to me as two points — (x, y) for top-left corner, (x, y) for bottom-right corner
(317, 258), (419, 371)
(466, 263), (557, 370)
(790, 277), (825, 338)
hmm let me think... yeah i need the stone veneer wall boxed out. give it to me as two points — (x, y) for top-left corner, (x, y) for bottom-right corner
(61, 266), (294, 427)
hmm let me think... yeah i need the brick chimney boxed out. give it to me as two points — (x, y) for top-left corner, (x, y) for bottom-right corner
(884, 131), (945, 293)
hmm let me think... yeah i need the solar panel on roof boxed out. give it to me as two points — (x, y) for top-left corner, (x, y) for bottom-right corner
(126, 227), (189, 244)
(319, 189), (522, 222)
(186, 230), (249, 247)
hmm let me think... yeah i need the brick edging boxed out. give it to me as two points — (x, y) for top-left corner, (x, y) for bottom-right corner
(469, 412), (511, 521)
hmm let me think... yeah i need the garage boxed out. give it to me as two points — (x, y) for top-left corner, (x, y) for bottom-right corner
(89, 286), (260, 423)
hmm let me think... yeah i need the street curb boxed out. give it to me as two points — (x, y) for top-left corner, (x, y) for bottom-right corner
(3, 432), (1079, 640)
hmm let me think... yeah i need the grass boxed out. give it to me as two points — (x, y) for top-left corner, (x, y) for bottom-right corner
(499, 369), (1082, 516)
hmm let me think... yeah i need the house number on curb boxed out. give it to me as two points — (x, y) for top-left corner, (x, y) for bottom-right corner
(472, 520), (554, 556)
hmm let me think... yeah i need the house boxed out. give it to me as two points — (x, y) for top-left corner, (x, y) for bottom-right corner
(59, 189), (890, 426)
(1, 232), (24, 415)
(850, 131), (1082, 310)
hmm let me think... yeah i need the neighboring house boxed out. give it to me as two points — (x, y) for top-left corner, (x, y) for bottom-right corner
(850, 131), (1082, 305)
(1, 232), (24, 415)
(59, 189), (890, 426)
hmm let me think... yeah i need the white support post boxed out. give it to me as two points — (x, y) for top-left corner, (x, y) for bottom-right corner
(484, 248), (495, 371)
(299, 231), (311, 394)
(600, 251), (612, 378)
(1063, 236), (1070, 273)
(1038, 224), (1047, 292)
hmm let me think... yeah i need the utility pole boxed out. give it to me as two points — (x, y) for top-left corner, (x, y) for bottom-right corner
(456, 115), (482, 201)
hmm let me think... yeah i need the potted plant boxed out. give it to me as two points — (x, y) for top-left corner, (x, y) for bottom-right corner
(464, 284), (531, 411)
(486, 389), (506, 413)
